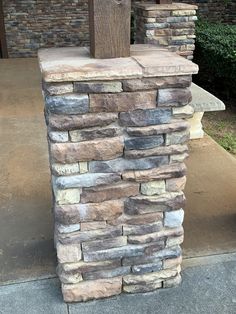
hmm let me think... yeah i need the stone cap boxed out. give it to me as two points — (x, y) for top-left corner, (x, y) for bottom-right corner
(134, 3), (198, 11)
(38, 44), (199, 82)
(190, 83), (225, 112)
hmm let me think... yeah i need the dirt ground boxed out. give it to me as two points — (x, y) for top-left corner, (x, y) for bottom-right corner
(203, 105), (236, 156)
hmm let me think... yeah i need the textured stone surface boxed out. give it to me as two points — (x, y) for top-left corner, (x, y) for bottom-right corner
(53, 188), (81, 205)
(70, 126), (120, 142)
(80, 221), (107, 231)
(173, 105), (194, 118)
(158, 88), (192, 107)
(58, 226), (123, 245)
(83, 267), (130, 281)
(122, 246), (182, 266)
(54, 173), (121, 189)
(50, 137), (124, 163)
(166, 176), (187, 192)
(57, 243), (82, 264)
(126, 120), (189, 137)
(81, 182), (140, 203)
(123, 221), (163, 236)
(39, 44), (196, 302)
(74, 81), (122, 94)
(119, 108), (172, 127)
(49, 131), (69, 143)
(55, 200), (123, 225)
(82, 236), (127, 252)
(124, 135), (164, 150)
(45, 94), (89, 115)
(122, 163), (187, 182)
(62, 277), (122, 302)
(51, 163), (80, 176)
(165, 209), (185, 228)
(124, 144), (188, 159)
(123, 268), (179, 285)
(141, 180), (166, 196)
(90, 91), (157, 113)
(48, 112), (118, 131)
(132, 261), (163, 275)
(89, 156), (168, 173)
(44, 82), (73, 95)
(83, 245), (146, 262)
(166, 131), (190, 145)
(124, 192), (186, 215)
(122, 76), (191, 91)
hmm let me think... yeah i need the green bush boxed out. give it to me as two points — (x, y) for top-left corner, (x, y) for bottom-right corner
(194, 21), (236, 98)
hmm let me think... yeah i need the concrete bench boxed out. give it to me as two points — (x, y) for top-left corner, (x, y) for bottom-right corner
(189, 83), (226, 139)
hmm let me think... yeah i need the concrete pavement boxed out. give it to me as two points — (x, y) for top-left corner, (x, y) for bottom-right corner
(0, 255), (236, 314)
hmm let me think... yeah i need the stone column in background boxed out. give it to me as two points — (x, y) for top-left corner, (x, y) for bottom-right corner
(38, 45), (198, 303)
(134, 3), (198, 60)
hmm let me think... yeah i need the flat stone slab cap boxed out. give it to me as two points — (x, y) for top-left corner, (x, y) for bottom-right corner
(38, 44), (198, 82)
(135, 3), (198, 11)
(190, 83), (225, 112)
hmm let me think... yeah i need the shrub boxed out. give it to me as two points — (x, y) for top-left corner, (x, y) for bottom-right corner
(194, 21), (236, 98)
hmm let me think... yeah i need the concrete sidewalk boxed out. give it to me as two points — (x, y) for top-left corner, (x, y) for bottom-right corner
(1, 255), (236, 314)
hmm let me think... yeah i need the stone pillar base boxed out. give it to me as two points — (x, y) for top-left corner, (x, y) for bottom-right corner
(134, 3), (198, 60)
(38, 44), (198, 303)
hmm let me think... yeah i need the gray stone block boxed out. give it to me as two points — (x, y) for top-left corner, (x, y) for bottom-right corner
(54, 173), (121, 189)
(119, 109), (172, 127)
(89, 156), (168, 173)
(165, 209), (184, 228)
(45, 94), (89, 114)
(124, 135), (164, 150)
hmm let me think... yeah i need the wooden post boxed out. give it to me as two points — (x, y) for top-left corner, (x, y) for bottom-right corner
(156, 0), (173, 4)
(89, 0), (131, 59)
(0, 0), (8, 58)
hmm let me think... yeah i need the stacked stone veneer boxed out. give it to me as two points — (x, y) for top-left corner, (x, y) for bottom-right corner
(39, 45), (198, 302)
(135, 3), (198, 60)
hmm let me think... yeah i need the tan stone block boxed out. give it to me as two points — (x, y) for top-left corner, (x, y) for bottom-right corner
(80, 221), (107, 231)
(50, 137), (124, 163)
(55, 200), (124, 225)
(166, 176), (187, 192)
(79, 162), (88, 173)
(166, 235), (184, 247)
(123, 268), (179, 285)
(51, 163), (80, 176)
(81, 182), (140, 203)
(128, 227), (184, 245)
(163, 256), (182, 269)
(62, 277), (122, 302)
(53, 188), (81, 205)
(57, 243), (82, 264)
(109, 212), (163, 227)
(39, 47), (142, 82)
(89, 91), (157, 113)
(141, 180), (166, 196)
(163, 274), (182, 288)
(170, 153), (189, 164)
(172, 10), (196, 16)
(123, 281), (162, 293)
(173, 105), (194, 118)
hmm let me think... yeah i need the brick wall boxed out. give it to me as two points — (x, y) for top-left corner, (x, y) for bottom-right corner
(3, 0), (89, 58)
(2, 0), (235, 58)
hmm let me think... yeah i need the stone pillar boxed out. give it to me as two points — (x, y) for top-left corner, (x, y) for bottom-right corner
(134, 3), (198, 60)
(38, 44), (198, 303)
